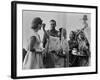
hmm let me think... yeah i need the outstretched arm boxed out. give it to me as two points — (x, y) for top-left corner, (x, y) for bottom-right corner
(42, 23), (49, 48)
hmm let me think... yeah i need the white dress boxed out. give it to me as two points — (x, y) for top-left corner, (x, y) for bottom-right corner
(23, 31), (44, 69)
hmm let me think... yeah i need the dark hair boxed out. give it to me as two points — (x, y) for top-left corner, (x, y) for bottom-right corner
(31, 17), (42, 30)
(59, 28), (63, 33)
(59, 28), (67, 39)
(50, 19), (56, 25)
(70, 31), (76, 39)
(79, 31), (86, 40)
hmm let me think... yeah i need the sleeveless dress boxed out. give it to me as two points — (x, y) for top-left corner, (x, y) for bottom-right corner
(23, 31), (44, 69)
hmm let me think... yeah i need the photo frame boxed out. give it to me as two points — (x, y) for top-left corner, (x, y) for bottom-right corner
(11, 1), (98, 79)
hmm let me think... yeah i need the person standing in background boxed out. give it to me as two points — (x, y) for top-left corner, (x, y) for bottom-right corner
(42, 19), (59, 68)
(43, 20), (58, 48)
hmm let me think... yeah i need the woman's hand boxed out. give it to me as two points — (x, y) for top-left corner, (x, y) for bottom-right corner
(42, 23), (49, 39)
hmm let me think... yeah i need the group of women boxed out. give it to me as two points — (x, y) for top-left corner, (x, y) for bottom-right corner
(22, 17), (90, 69)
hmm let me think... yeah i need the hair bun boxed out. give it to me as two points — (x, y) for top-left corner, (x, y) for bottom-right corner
(31, 17), (42, 29)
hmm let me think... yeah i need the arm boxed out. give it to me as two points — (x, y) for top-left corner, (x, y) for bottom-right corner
(85, 39), (90, 56)
(29, 36), (36, 52)
(43, 33), (47, 48)
(42, 24), (49, 48)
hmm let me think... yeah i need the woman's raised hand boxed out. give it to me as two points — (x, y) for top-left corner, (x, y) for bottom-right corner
(42, 23), (49, 39)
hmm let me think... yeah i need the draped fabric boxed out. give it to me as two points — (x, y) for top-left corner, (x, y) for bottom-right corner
(44, 35), (69, 68)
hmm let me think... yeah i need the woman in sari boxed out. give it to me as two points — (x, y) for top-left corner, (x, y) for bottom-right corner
(23, 17), (44, 69)
(55, 28), (69, 67)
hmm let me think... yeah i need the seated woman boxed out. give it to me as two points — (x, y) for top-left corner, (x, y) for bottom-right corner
(23, 17), (44, 69)
(68, 31), (79, 67)
(77, 31), (90, 66)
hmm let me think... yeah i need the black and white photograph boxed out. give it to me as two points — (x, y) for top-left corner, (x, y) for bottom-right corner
(11, 1), (98, 79)
(22, 11), (91, 69)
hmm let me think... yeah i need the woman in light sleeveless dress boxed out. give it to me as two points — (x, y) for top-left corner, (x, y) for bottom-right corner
(23, 17), (44, 69)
